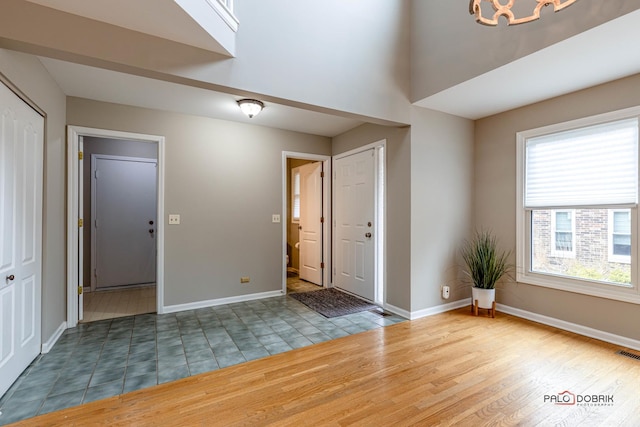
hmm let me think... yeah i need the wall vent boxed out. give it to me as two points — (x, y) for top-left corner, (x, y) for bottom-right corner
(616, 350), (640, 361)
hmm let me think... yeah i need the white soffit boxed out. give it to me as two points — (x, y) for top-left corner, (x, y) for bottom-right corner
(415, 10), (640, 120)
(38, 57), (363, 138)
(24, 0), (234, 55)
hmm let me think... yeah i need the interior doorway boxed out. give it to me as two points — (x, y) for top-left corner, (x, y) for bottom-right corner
(282, 153), (331, 294)
(67, 127), (165, 328)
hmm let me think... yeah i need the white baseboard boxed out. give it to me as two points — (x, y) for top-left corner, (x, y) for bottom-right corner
(41, 321), (67, 354)
(163, 290), (284, 314)
(497, 303), (640, 352)
(383, 303), (411, 319)
(409, 299), (470, 320)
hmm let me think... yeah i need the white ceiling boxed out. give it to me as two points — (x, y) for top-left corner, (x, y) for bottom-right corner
(416, 9), (640, 120)
(29, 2), (640, 134)
(24, 0), (230, 54)
(39, 57), (364, 137)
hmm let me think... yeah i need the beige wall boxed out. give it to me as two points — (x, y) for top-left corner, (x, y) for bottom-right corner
(410, 107), (475, 312)
(0, 49), (67, 342)
(67, 97), (331, 307)
(333, 123), (412, 311)
(475, 73), (640, 340)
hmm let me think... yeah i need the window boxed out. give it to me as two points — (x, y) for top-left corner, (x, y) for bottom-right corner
(550, 210), (575, 257)
(609, 209), (631, 263)
(517, 112), (640, 303)
(291, 168), (301, 223)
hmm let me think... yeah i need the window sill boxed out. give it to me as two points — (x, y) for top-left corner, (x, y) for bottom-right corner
(516, 271), (640, 305)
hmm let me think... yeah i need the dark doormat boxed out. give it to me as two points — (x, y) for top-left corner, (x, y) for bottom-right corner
(289, 288), (378, 318)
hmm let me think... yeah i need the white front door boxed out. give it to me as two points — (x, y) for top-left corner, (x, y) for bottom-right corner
(334, 149), (375, 301)
(299, 162), (323, 285)
(92, 155), (157, 289)
(0, 81), (43, 397)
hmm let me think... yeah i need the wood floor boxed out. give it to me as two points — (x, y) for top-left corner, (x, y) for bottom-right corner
(14, 308), (640, 426)
(82, 286), (156, 322)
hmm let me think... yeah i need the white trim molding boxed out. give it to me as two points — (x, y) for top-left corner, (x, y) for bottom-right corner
(281, 152), (332, 294)
(66, 126), (166, 326)
(41, 322), (67, 354)
(163, 290), (283, 314)
(407, 299), (471, 320)
(497, 303), (640, 352)
(382, 303), (410, 319)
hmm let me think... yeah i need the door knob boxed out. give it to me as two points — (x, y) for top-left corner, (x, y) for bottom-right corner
(6, 275), (15, 281)
(365, 232), (372, 238)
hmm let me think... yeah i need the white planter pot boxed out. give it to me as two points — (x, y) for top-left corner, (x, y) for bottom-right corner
(472, 287), (495, 309)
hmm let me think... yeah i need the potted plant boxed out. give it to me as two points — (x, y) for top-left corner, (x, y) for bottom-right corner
(461, 230), (511, 317)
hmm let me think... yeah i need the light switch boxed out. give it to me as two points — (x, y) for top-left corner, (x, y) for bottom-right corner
(169, 214), (181, 225)
(272, 214), (281, 223)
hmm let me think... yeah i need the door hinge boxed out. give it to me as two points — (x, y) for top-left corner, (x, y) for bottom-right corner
(320, 171), (324, 178)
(78, 286), (83, 295)
(321, 262), (325, 269)
(78, 218), (83, 228)
(78, 151), (83, 160)
(320, 217), (324, 223)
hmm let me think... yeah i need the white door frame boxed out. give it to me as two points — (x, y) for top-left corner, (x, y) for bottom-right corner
(281, 152), (331, 293)
(332, 140), (386, 305)
(66, 126), (166, 328)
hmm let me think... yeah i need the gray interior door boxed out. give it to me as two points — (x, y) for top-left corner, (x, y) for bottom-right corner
(92, 155), (157, 289)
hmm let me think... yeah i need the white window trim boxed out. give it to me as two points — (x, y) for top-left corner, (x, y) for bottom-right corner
(291, 167), (301, 223)
(516, 106), (640, 305)
(550, 210), (576, 258)
(608, 209), (632, 264)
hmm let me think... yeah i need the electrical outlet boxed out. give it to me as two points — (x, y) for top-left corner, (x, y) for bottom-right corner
(168, 214), (181, 225)
(272, 214), (281, 223)
(240, 276), (250, 284)
(442, 285), (450, 299)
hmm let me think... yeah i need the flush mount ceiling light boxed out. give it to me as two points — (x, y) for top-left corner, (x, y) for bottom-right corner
(469, 0), (578, 26)
(237, 99), (264, 118)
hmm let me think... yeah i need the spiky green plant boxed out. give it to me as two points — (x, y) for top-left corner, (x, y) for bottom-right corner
(461, 230), (511, 289)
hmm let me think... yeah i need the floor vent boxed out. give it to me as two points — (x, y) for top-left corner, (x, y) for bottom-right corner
(369, 308), (391, 317)
(616, 350), (640, 361)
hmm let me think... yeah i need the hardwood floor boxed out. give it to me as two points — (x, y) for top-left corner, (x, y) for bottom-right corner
(13, 308), (640, 426)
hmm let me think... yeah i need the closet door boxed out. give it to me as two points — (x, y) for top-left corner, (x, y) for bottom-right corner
(0, 80), (44, 397)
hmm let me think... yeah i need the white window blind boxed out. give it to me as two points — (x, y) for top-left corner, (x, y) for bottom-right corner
(292, 169), (301, 221)
(525, 118), (639, 208)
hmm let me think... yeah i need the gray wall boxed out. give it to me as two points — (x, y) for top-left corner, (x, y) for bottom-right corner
(0, 49), (67, 342)
(333, 124), (412, 311)
(410, 1), (640, 101)
(409, 107), (475, 312)
(82, 137), (158, 290)
(67, 97), (331, 307)
(475, 73), (640, 340)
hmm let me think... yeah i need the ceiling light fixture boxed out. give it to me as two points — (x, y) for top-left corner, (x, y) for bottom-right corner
(469, 0), (578, 26)
(237, 99), (264, 118)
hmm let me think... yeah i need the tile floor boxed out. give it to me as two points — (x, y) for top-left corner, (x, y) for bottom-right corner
(0, 294), (404, 425)
(82, 285), (156, 322)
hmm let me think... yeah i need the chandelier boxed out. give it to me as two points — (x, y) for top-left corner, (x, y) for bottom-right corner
(469, 0), (578, 26)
